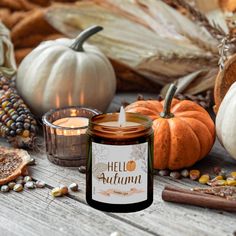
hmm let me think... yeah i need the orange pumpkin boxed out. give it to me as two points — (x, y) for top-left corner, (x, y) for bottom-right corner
(126, 160), (136, 172)
(125, 84), (215, 170)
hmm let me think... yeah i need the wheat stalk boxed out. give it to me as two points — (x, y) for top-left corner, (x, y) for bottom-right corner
(164, 0), (236, 69)
(164, 0), (226, 40)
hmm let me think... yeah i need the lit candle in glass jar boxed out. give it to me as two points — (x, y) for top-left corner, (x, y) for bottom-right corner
(53, 117), (89, 128)
(52, 117), (89, 135)
(42, 107), (100, 167)
(86, 107), (153, 212)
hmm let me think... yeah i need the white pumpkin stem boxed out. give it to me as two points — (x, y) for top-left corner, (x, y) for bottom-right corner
(160, 84), (177, 119)
(70, 25), (103, 52)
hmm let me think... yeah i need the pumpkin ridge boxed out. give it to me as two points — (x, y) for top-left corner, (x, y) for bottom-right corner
(168, 118), (201, 169)
(177, 117), (203, 160)
(153, 119), (170, 169)
(43, 50), (75, 108)
(171, 100), (209, 114)
(175, 111), (215, 139)
(18, 47), (67, 113)
(165, 119), (171, 169)
(182, 117), (213, 159)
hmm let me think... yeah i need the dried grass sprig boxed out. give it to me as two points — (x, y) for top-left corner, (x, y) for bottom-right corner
(218, 35), (236, 69)
(165, 0), (226, 40)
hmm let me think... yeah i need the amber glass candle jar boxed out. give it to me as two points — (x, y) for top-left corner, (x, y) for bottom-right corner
(86, 112), (153, 212)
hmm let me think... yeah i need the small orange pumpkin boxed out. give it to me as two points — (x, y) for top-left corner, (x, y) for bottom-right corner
(125, 84), (215, 170)
(126, 160), (136, 172)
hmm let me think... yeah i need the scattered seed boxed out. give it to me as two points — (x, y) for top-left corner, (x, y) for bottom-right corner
(231, 172), (236, 179)
(219, 170), (227, 179)
(1, 185), (9, 192)
(210, 180), (227, 187)
(16, 179), (24, 185)
(226, 177), (235, 181)
(170, 171), (181, 179)
(35, 180), (45, 188)
(60, 185), (68, 195)
(27, 158), (36, 166)
(51, 187), (63, 197)
(13, 184), (23, 192)
(24, 181), (35, 189)
(78, 166), (86, 174)
(69, 183), (79, 192)
(213, 175), (224, 181)
(226, 179), (236, 186)
(213, 166), (221, 175)
(15, 176), (23, 181)
(207, 175), (224, 186)
(24, 176), (32, 183)
(181, 169), (189, 178)
(8, 182), (16, 190)
(199, 174), (210, 184)
(189, 170), (200, 180)
(158, 170), (169, 176)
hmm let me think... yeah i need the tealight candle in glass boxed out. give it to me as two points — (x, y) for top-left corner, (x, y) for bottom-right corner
(42, 107), (101, 167)
(86, 107), (153, 212)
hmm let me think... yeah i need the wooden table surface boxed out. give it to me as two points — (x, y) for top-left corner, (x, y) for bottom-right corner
(1, 93), (236, 236)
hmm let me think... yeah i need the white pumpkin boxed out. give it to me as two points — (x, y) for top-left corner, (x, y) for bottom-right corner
(216, 81), (236, 160)
(16, 26), (116, 117)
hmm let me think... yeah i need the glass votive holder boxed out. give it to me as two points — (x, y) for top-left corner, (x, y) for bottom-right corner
(42, 106), (101, 167)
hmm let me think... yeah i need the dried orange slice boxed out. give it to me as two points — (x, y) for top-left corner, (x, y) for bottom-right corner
(214, 54), (236, 113)
(0, 146), (31, 185)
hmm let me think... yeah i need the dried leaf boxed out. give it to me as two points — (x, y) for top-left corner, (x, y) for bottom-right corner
(0, 22), (16, 77)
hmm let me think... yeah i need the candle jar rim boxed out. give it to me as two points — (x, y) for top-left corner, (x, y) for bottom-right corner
(42, 106), (101, 130)
(90, 112), (152, 128)
(88, 112), (153, 138)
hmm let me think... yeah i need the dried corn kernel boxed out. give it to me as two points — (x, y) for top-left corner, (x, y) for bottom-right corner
(199, 174), (210, 184)
(1, 185), (9, 192)
(158, 170), (169, 176)
(8, 182), (16, 190)
(170, 171), (181, 179)
(212, 175), (224, 181)
(59, 185), (68, 195)
(230, 172), (236, 179)
(0, 79), (38, 149)
(13, 184), (23, 192)
(22, 130), (30, 138)
(24, 181), (35, 189)
(211, 180), (227, 186)
(35, 181), (45, 188)
(69, 183), (79, 192)
(51, 187), (63, 197)
(181, 169), (189, 178)
(226, 179), (236, 186)
(190, 170), (200, 180)
(24, 176), (32, 182)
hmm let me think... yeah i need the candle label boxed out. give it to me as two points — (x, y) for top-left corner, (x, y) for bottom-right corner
(91, 142), (148, 204)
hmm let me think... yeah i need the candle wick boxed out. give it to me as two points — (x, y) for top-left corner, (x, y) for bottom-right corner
(118, 106), (126, 127)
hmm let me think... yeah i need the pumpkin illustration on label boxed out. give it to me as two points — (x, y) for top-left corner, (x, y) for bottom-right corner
(126, 160), (136, 172)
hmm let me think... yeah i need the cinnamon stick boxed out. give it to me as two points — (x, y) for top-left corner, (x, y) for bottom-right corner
(162, 185), (236, 212)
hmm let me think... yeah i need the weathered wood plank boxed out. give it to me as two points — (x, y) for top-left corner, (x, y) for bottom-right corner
(22, 138), (236, 236)
(0, 186), (154, 236)
(1, 93), (236, 236)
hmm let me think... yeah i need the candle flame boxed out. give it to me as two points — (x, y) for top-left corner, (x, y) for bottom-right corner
(118, 106), (126, 127)
(55, 94), (60, 108)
